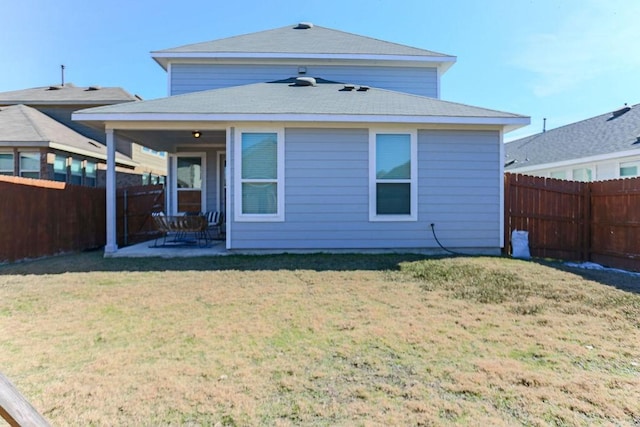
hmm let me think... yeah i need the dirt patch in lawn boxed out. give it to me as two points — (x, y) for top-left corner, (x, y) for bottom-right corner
(1, 253), (639, 425)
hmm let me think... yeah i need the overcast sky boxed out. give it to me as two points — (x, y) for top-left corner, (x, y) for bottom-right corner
(1, 0), (637, 141)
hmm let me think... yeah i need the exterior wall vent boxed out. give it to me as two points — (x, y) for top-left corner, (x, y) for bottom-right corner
(611, 104), (631, 119)
(294, 77), (316, 86)
(295, 22), (314, 29)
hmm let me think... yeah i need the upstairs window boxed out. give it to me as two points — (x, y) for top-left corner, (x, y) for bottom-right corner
(369, 131), (417, 221)
(234, 129), (284, 221)
(19, 152), (40, 179)
(0, 153), (14, 175)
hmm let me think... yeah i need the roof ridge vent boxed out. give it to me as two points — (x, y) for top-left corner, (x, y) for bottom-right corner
(86, 86), (101, 91)
(611, 104), (631, 119)
(295, 22), (313, 29)
(294, 77), (316, 86)
(47, 86), (61, 90)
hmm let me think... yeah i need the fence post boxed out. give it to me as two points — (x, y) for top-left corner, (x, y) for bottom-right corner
(0, 372), (50, 427)
(503, 173), (511, 255)
(123, 188), (128, 247)
(583, 183), (592, 262)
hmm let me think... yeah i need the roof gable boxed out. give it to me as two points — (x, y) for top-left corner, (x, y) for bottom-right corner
(152, 24), (456, 71)
(505, 104), (640, 169)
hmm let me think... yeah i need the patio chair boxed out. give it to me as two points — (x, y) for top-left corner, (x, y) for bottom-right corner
(204, 210), (224, 239)
(150, 212), (209, 247)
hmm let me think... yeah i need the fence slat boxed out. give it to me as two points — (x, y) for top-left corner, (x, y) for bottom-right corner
(505, 173), (640, 272)
(0, 177), (164, 263)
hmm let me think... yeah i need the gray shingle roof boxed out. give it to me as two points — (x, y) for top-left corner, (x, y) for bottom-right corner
(152, 24), (455, 69)
(75, 78), (528, 127)
(0, 83), (140, 106)
(505, 104), (640, 170)
(0, 104), (134, 165)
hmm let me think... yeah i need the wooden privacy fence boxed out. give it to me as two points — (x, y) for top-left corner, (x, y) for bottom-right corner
(504, 173), (640, 272)
(0, 176), (105, 263)
(116, 185), (165, 246)
(0, 177), (165, 263)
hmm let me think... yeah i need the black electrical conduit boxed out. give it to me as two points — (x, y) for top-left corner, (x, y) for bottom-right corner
(430, 223), (466, 256)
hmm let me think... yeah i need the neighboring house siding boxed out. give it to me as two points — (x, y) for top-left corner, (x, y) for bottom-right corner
(229, 128), (501, 250)
(509, 154), (640, 182)
(37, 106), (108, 144)
(170, 64), (438, 97)
(40, 106), (168, 176)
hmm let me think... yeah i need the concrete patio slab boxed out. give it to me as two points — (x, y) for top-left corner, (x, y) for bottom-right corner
(106, 239), (227, 258)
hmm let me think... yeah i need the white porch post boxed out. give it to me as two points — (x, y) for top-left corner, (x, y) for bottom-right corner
(105, 128), (118, 254)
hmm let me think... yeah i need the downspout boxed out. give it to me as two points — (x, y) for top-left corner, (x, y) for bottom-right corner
(104, 128), (118, 254)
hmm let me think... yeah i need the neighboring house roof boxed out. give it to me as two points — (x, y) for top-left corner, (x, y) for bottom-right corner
(505, 103), (640, 170)
(152, 23), (456, 71)
(0, 104), (136, 166)
(74, 78), (528, 131)
(0, 83), (140, 106)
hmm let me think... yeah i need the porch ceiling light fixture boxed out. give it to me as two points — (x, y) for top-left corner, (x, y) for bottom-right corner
(192, 130), (202, 138)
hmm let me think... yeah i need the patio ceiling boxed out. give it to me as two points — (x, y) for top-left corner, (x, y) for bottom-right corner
(114, 128), (226, 153)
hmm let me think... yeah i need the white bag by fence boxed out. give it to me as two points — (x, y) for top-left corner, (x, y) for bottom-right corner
(511, 230), (531, 259)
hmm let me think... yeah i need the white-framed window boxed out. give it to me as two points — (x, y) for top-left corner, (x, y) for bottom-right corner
(369, 130), (417, 221)
(550, 170), (567, 179)
(19, 152), (40, 179)
(85, 161), (96, 187)
(620, 161), (639, 178)
(70, 158), (83, 185)
(0, 152), (14, 175)
(174, 153), (206, 213)
(572, 168), (593, 182)
(54, 155), (67, 182)
(234, 128), (284, 222)
(142, 146), (167, 158)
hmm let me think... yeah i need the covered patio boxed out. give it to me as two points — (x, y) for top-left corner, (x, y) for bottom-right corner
(107, 238), (227, 258)
(76, 121), (229, 255)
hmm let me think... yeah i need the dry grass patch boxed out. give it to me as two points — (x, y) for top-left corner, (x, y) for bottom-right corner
(0, 252), (639, 425)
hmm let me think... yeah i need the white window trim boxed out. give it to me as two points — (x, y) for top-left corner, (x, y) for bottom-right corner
(170, 152), (207, 215)
(619, 161), (639, 178)
(369, 129), (418, 222)
(234, 127), (285, 222)
(19, 152), (40, 178)
(0, 151), (14, 175)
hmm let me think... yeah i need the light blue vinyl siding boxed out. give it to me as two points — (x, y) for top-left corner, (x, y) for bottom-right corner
(170, 64), (438, 97)
(420, 130), (501, 248)
(229, 128), (501, 250)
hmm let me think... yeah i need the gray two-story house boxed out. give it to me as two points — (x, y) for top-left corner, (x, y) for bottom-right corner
(73, 23), (529, 255)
